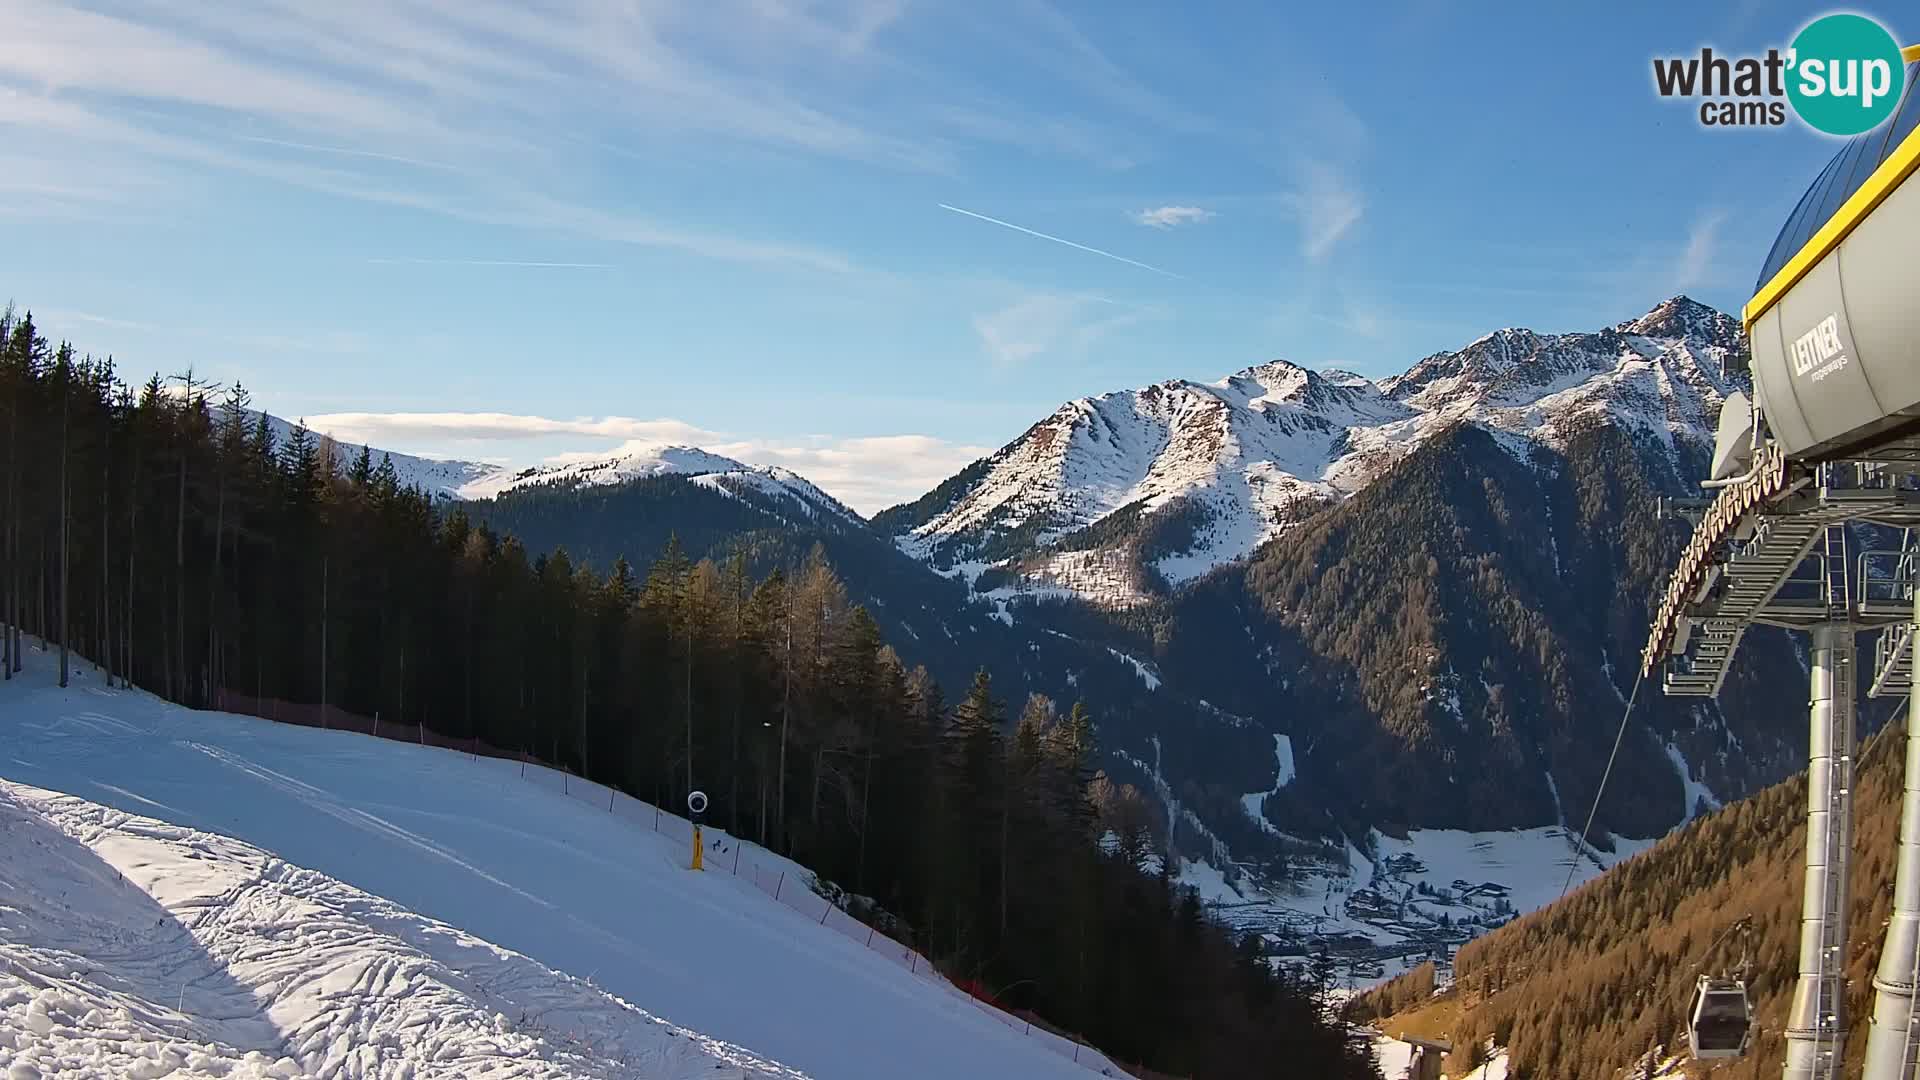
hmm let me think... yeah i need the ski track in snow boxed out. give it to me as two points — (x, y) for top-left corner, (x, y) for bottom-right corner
(0, 660), (1112, 1080)
(1237, 735), (1295, 837)
(0, 782), (806, 1080)
(1665, 743), (1721, 822)
(1104, 648), (1160, 691)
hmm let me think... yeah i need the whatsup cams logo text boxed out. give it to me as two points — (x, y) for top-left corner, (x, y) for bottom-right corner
(1653, 12), (1906, 135)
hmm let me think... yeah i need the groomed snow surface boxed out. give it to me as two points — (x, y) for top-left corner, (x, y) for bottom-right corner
(0, 782), (807, 1080)
(0, 654), (1123, 1079)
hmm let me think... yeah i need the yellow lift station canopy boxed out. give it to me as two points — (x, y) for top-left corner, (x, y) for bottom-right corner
(1745, 55), (1920, 464)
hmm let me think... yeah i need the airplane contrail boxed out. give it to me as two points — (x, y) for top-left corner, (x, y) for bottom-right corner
(238, 135), (459, 172)
(938, 203), (1187, 280)
(367, 258), (615, 269)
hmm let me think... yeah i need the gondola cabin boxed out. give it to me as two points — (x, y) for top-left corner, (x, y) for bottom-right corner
(1689, 975), (1753, 1060)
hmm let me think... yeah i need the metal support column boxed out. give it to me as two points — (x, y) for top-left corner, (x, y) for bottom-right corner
(1863, 579), (1920, 1080)
(1786, 622), (1857, 1080)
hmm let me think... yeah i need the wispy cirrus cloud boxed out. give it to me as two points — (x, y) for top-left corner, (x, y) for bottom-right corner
(366, 257), (615, 269)
(0, 0), (942, 272)
(924, 103), (1142, 171)
(1011, 0), (1212, 138)
(2, 89), (862, 273)
(234, 135), (463, 172)
(971, 291), (1159, 368)
(1674, 208), (1730, 293)
(1281, 163), (1364, 260)
(35, 308), (370, 356)
(1575, 205), (1738, 308)
(1134, 205), (1214, 229)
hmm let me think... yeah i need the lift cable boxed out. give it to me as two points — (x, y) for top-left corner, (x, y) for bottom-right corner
(1558, 665), (1647, 904)
(1664, 914), (1757, 1012)
(1684, 915), (1756, 992)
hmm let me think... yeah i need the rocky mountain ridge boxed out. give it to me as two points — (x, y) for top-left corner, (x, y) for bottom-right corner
(878, 296), (1746, 607)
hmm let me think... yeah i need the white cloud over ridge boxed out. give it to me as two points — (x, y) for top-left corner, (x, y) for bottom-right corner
(970, 292), (1155, 369)
(301, 410), (990, 515)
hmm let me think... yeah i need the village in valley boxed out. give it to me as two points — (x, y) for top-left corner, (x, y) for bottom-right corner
(1193, 840), (1525, 990)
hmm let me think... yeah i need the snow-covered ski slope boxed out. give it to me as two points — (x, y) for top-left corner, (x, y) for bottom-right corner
(0, 781), (809, 1080)
(0, 656), (1121, 1079)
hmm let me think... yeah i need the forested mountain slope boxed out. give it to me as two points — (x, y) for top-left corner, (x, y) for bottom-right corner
(462, 468), (1010, 694)
(1155, 419), (1811, 841)
(856, 298), (1805, 863)
(456, 300), (1811, 867)
(1353, 711), (1910, 1080)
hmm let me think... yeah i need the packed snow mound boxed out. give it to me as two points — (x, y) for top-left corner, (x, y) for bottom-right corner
(0, 659), (1103, 1080)
(0, 781), (806, 1080)
(894, 296), (1743, 604)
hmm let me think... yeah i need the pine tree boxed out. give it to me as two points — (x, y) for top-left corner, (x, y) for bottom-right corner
(374, 453), (398, 498)
(282, 422), (318, 500)
(54, 343), (72, 687)
(0, 303), (14, 680)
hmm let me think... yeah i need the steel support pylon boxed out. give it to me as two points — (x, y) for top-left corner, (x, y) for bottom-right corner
(1863, 578), (1920, 1080)
(1785, 623), (1857, 1080)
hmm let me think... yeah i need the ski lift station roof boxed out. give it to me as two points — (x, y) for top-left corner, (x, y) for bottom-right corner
(1753, 58), (1920, 307)
(1746, 46), (1920, 464)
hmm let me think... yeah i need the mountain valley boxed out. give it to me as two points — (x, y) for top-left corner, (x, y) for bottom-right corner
(290, 295), (1841, 985)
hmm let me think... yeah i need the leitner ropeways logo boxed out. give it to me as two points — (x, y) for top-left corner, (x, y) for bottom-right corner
(1791, 314), (1849, 382)
(1653, 12), (1906, 135)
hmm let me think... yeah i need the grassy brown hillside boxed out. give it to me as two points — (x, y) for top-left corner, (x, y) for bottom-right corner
(1353, 712), (1911, 1080)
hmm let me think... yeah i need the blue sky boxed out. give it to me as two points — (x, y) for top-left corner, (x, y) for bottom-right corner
(2, 1), (1903, 512)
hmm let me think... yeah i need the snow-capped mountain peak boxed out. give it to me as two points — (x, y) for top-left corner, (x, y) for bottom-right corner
(460, 443), (862, 524)
(1211, 359), (1410, 424)
(253, 414), (861, 526)
(457, 443), (749, 499)
(1315, 367), (1378, 390)
(884, 296), (1746, 606)
(1615, 293), (1739, 341)
(690, 464), (864, 524)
